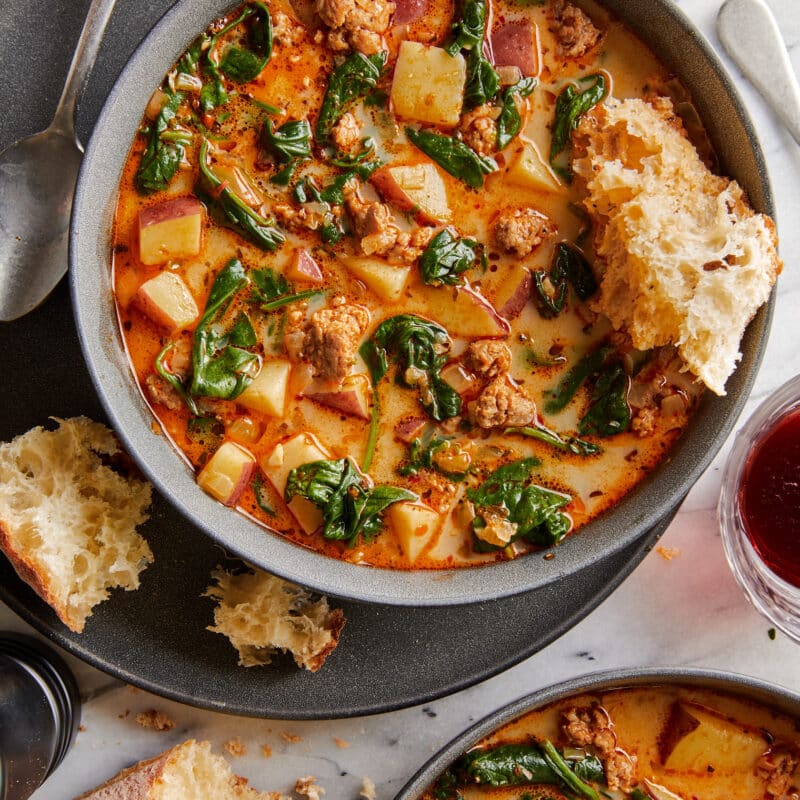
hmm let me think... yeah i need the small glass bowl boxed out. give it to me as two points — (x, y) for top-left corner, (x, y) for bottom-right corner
(719, 373), (800, 643)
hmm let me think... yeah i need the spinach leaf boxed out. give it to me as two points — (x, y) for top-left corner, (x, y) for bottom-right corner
(135, 92), (188, 194)
(399, 433), (469, 480)
(455, 744), (560, 787)
(177, 35), (204, 76)
(571, 754), (604, 784)
(318, 159), (382, 204)
(218, 2), (273, 83)
(543, 344), (614, 414)
(285, 458), (415, 545)
(197, 137), (285, 250)
(360, 315), (461, 421)
(406, 127), (497, 189)
(550, 73), (606, 180)
(250, 267), (323, 311)
(446, 0), (488, 55)
(496, 77), (537, 149)
(199, 57), (228, 115)
(190, 259), (260, 400)
(541, 741), (600, 800)
(504, 426), (602, 456)
(467, 458), (572, 548)
(252, 473), (276, 516)
(630, 791), (650, 800)
(578, 362), (630, 437)
(419, 229), (478, 286)
(533, 242), (597, 317)
(464, 47), (500, 109)
(430, 770), (464, 800)
(316, 51), (387, 142)
(329, 136), (375, 168)
(261, 118), (312, 163)
(154, 341), (199, 415)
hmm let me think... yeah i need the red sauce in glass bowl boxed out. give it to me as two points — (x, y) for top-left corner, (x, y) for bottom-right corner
(739, 408), (800, 587)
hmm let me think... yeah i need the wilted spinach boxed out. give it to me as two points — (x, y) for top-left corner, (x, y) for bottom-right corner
(550, 73), (606, 180)
(261, 117), (312, 184)
(496, 77), (537, 149)
(419, 229), (478, 285)
(316, 51), (387, 142)
(446, 0), (488, 55)
(135, 92), (189, 193)
(533, 242), (597, 318)
(406, 127), (496, 188)
(464, 45), (500, 109)
(197, 137), (285, 250)
(467, 458), (572, 548)
(250, 267), (323, 311)
(360, 315), (461, 421)
(578, 362), (630, 437)
(504, 426), (601, 456)
(543, 345), (614, 414)
(190, 259), (260, 400)
(541, 741), (601, 800)
(218, 2), (273, 82)
(285, 458), (415, 545)
(154, 341), (199, 415)
(399, 432), (469, 480)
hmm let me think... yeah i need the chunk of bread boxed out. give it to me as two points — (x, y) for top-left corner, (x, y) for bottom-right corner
(206, 568), (345, 672)
(573, 97), (781, 395)
(75, 739), (284, 800)
(0, 417), (153, 632)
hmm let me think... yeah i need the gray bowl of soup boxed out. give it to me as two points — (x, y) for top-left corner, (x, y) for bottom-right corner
(71, 0), (775, 605)
(397, 668), (800, 800)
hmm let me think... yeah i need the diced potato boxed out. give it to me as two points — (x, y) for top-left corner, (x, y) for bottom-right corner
(440, 362), (478, 395)
(135, 271), (199, 331)
(506, 140), (563, 194)
(391, 42), (466, 127)
(659, 703), (768, 772)
(286, 249), (324, 284)
(210, 164), (261, 207)
(304, 373), (372, 419)
(416, 284), (510, 338)
(386, 502), (441, 563)
(237, 360), (292, 417)
(260, 433), (330, 534)
(138, 197), (204, 266)
(197, 441), (256, 506)
(342, 257), (411, 302)
(371, 164), (451, 224)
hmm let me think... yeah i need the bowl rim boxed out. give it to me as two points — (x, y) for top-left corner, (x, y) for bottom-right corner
(70, 0), (775, 606)
(395, 666), (800, 799)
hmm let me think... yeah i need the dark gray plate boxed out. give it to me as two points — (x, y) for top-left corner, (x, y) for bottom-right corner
(0, 277), (677, 716)
(396, 669), (800, 799)
(66, 0), (775, 606)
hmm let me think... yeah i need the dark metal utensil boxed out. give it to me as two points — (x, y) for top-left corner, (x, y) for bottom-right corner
(0, 0), (117, 322)
(0, 633), (81, 800)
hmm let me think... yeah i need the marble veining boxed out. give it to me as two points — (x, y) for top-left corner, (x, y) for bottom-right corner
(1, 0), (799, 798)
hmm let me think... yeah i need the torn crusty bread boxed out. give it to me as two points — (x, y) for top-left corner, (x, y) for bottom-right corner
(573, 97), (782, 396)
(0, 417), (153, 632)
(74, 740), (286, 800)
(206, 568), (345, 672)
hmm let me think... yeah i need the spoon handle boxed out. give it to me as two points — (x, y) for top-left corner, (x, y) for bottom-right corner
(50, 0), (118, 140)
(717, 0), (800, 146)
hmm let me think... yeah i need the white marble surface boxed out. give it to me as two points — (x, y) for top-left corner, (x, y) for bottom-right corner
(3, 0), (800, 797)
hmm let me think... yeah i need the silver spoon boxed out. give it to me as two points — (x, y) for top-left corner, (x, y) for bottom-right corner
(0, 0), (117, 322)
(717, 0), (800, 146)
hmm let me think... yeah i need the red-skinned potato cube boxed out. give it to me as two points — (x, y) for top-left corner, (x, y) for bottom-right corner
(135, 271), (199, 331)
(418, 285), (510, 338)
(197, 441), (256, 507)
(286, 249), (324, 284)
(138, 196), (204, 266)
(304, 373), (372, 419)
(371, 164), (451, 225)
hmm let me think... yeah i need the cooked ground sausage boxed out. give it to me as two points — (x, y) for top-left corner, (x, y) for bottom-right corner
(459, 105), (499, 156)
(467, 376), (537, 428)
(303, 300), (370, 381)
(548, 0), (603, 60)
(493, 207), (555, 257)
(315, 0), (395, 55)
(463, 340), (512, 380)
(331, 112), (363, 155)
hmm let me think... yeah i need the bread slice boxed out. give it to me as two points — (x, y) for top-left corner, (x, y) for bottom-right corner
(206, 568), (345, 672)
(74, 739), (286, 800)
(0, 417), (153, 632)
(573, 97), (781, 396)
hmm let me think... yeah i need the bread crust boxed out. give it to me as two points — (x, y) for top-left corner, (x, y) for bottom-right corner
(74, 747), (173, 800)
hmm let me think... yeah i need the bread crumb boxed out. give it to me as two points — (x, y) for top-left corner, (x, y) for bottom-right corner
(333, 736), (350, 749)
(294, 776), (325, 800)
(225, 737), (247, 757)
(261, 744), (272, 758)
(79, 724), (87, 733)
(657, 546), (681, 561)
(280, 731), (302, 743)
(135, 709), (175, 732)
(118, 709), (130, 719)
(360, 776), (376, 800)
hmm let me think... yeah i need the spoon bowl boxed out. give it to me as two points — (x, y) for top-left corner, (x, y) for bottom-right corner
(0, 0), (117, 322)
